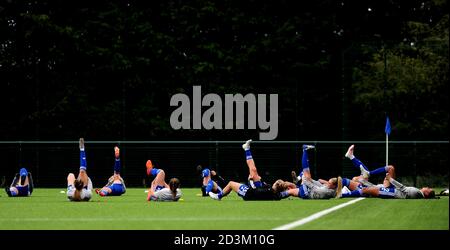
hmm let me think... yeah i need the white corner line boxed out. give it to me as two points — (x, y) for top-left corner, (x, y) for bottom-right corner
(272, 197), (366, 230)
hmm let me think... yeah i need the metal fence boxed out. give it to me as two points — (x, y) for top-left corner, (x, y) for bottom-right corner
(0, 141), (448, 188)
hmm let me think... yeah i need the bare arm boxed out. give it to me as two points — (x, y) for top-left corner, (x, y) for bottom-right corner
(283, 181), (297, 190)
(147, 180), (157, 201)
(288, 188), (299, 197)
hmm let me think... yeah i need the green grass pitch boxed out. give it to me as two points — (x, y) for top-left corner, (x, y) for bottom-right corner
(0, 188), (448, 230)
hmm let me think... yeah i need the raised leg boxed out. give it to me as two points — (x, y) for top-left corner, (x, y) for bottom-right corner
(67, 173), (75, 186)
(242, 140), (262, 182)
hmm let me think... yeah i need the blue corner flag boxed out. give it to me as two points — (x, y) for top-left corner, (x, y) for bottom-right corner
(385, 117), (391, 135)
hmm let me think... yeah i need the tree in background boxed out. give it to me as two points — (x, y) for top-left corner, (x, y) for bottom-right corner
(0, 0), (447, 141)
(351, 12), (448, 140)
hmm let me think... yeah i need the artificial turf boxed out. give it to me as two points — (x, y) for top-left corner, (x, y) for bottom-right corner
(0, 188), (448, 230)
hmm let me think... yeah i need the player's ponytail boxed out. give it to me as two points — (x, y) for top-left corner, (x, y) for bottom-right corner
(169, 178), (180, 200)
(74, 179), (84, 191)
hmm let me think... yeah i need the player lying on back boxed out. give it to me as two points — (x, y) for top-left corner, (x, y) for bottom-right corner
(96, 146), (126, 197)
(198, 166), (226, 197)
(337, 174), (435, 199)
(345, 144), (398, 186)
(336, 145), (435, 199)
(278, 145), (340, 199)
(66, 138), (93, 202)
(330, 144), (396, 192)
(145, 160), (182, 202)
(5, 167), (34, 197)
(208, 139), (282, 201)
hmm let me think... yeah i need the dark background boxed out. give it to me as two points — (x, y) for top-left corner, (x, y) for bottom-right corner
(0, 0), (448, 188)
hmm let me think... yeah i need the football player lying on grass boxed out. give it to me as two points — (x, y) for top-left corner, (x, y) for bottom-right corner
(198, 166), (227, 197)
(331, 144), (399, 192)
(208, 139), (283, 201)
(277, 145), (340, 200)
(337, 145), (435, 199)
(344, 144), (399, 187)
(5, 167), (34, 197)
(145, 160), (182, 202)
(336, 173), (435, 199)
(66, 138), (93, 202)
(96, 146), (126, 197)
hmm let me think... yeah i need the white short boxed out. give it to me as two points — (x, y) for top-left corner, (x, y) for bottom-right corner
(149, 188), (182, 202)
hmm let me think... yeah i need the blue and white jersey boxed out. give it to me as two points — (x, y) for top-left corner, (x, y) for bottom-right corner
(237, 184), (250, 197)
(377, 186), (396, 198)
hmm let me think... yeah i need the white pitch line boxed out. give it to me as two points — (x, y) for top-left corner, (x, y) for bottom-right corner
(272, 198), (366, 230)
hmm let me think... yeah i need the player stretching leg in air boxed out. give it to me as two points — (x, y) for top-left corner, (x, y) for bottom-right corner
(197, 165), (227, 196)
(208, 139), (282, 201)
(96, 146), (126, 196)
(337, 144), (397, 192)
(5, 168), (34, 197)
(242, 139), (266, 188)
(337, 145), (435, 199)
(345, 144), (396, 183)
(199, 167), (223, 197)
(337, 174), (435, 199)
(66, 138), (93, 202)
(278, 145), (340, 200)
(145, 160), (182, 202)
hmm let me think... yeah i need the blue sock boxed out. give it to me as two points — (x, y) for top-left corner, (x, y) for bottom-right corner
(80, 149), (87, 171)
(342, 178), (351, 187)
(150, 168), (161, 177)
(370, 166), (388, 176)
(245, 149), (253, 160)
(342, 189), (362, 198)
(351, 157), (368, 171)
(302, 149), (310, 169)
(114, 158), (121, 174)
(218, 191), (223, 199)
(205, 180), (214, 193)
(280, 191), (289, 199)
(301, 149), (310, 174)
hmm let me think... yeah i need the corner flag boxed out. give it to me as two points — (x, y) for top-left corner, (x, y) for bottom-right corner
(385, 117), (391, 135)
(385, 116), (391, 167)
